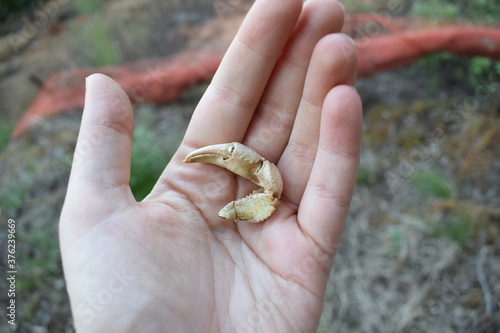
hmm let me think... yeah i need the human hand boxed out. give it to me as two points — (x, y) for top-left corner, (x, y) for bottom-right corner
(59, 0), (361, 331)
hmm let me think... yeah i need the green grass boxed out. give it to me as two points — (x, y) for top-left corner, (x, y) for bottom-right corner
(343, 0), (500, 21)
(69, 15), (121, 67)
(74, 0), (102, 15)
(0, 121), (13, 151)
(386, 227), (403, 257)
(434, 209), (473, 245)
(17, 226), (60, 293)
(410, 0), (500, 22)
(129, 118), (170, 201)
(344, 0), (500, 92)
(69, 0), (120, 66)
(357, 166), (376, 185)
(411, 1), (460, 20)
(469, 58), (500, 93)
(0, 187), (26, 214)
(86, 20), (121, 66)
(409, 0), (500, 92)
(414, 53), (500, 93)
(411, 169), (454, 199)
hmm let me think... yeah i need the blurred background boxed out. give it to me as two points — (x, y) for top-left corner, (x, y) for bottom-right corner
(0, 0), (499, 331)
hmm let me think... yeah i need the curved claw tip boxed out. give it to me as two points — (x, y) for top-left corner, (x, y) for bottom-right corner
(184, 142), (283, 223)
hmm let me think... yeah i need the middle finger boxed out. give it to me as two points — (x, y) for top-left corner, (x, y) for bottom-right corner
(243, 0), (345, 162)
(279, 33), (358, 206)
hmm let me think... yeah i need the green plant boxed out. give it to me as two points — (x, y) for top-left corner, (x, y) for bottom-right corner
(411, 0), (460, 20)
(129, 118), (170, 201)
(0, 187), (26, 214)
(466, 0), (500, 22)
(357, 166), (376, 185)
(413, 53), (462, 91)
(386, 227), (403, 257)
(69, 16), (121, 66)
(411, 169), (454, 199)
(408, 0), (500, 92)
(434, 209), (473, 245)
(409, 0), (500, 22)
(17, 226), (60, 293)
(469, 57), (500, 93)
(86, 20), (121, 66)
(415, 54), (500, 93)
(0, 121), (13, 151)
(73, 0), (101, 15)
(470, 57), (493, 76)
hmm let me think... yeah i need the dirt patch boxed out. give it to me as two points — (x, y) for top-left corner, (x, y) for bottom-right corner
(320, 70), (500, 331)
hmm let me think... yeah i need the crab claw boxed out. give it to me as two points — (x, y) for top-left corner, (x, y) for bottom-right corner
(184, 142), (283, 223)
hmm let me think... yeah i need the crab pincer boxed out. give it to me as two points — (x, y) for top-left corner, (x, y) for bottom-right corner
(184, 142), (283, 223)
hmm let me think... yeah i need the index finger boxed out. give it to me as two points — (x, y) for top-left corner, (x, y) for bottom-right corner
(179, 0), (302, 151)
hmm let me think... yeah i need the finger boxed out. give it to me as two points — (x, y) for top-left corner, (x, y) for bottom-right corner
(298, 85), (362, 255)
(179, 0), (302, 152)
(67, 74), (135, 202)
(279, 33), (357, 205)
(244, 0), (345, 162)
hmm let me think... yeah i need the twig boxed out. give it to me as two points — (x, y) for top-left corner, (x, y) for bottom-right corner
(476, 244), (493, 316)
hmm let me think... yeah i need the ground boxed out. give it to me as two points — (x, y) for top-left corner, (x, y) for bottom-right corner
(0, 0), (499, 332)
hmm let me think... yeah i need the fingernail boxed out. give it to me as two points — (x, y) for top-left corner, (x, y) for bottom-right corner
(341, 33), (355, 46)
(85, 74), (94, 92)
(339, 1), (345, 13)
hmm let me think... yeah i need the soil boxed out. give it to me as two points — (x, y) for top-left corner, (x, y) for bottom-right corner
(0, 0), (499, 332)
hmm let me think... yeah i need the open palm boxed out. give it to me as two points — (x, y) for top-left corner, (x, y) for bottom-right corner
(59, 0), (362, 331)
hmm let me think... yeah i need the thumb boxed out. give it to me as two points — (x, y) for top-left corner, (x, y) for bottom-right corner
(65, 73), (135, 210)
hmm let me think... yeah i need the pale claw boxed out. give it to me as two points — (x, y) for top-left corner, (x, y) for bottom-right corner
(183, 142), (283, 223)
(218, 192), (278, 223)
